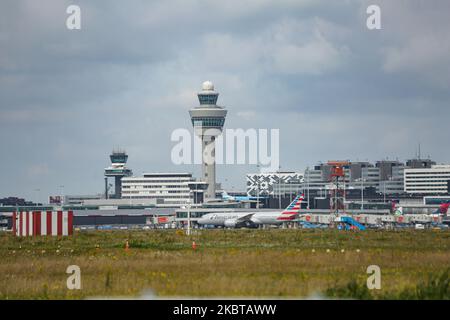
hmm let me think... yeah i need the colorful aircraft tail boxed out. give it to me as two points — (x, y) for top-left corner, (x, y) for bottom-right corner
(278, 194), (304, 221)
(436, 203), (450, 215)
(394, 206), (403, 216)
(222, 191), (231, 200)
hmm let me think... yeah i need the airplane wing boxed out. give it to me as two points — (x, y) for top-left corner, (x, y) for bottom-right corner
(237, 199), (257, 203)
(235, 213), (255, 222)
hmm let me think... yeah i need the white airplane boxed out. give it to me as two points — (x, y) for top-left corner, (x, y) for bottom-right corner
(393, 203), (449, 217)
(197, 194), (304, 228)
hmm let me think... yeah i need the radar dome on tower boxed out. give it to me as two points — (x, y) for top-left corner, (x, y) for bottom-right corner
(198, 81), (219, 105)
(202, 81), (214, 91)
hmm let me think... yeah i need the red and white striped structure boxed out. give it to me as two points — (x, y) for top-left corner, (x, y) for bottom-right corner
(12, 211), (73, 237)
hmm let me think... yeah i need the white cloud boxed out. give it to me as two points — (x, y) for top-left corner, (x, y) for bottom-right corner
(270, 30), (346, 75)
(382, 35), (450, 86)
(192, 18), (350, 76)
(376, 0), (450, 87)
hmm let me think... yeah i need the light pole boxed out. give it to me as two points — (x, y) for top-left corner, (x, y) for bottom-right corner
(256, 165), (260, 209)
(186, 196), (191, 236)
(343, 172), (346, 211)
(360, 178), (365, 211)
(306, 166), (310, 210)
(278, 166), (282, 209)
(59, 185), (64, 207)
(289, 183), (292, 203)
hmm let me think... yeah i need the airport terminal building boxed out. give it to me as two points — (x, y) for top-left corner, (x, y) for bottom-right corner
(404, 165), (450, 194)
(121, 173), (197, 207)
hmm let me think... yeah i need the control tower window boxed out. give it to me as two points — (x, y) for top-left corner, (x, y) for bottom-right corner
(198, 94), (218, 105)
(192, 118), (225, 127)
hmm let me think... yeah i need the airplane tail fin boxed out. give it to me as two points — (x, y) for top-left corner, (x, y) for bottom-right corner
(278, 194), (304, 220)
(394, 206), (403, 216)
(437, 203), (450, 215)
(222, 191), (229, 199)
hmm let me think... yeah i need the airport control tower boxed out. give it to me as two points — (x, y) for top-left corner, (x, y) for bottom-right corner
(189, 81), (227, 200)
(104, 150), (132, 199)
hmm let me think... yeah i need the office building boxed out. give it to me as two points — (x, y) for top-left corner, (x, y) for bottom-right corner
(121, 173), (197, 206)
(247, 172), (303, 196)
(404, 165), (450, 194)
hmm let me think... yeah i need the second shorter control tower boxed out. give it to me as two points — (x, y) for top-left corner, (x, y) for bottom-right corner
(189, 81), (227, 200)
(104, 150), (133, 199)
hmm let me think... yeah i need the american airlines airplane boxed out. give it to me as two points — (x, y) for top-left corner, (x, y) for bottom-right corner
(197, 195), (304, 228)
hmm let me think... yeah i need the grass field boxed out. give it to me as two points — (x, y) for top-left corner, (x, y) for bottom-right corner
(0, 229), (449, 299)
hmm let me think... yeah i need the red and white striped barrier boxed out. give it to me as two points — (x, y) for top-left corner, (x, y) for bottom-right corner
(12, 211), (73, 236)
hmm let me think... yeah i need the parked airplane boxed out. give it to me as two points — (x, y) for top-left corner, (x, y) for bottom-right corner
(394, 206), (404, 216)
(437, 202), (450, 215)
(221, 191), (266, 202)
(198, 194), (304, 228)
(428, 202), (450, 219)
(393, 202), (449, 217)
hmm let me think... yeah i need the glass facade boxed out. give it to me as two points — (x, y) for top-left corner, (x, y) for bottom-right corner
(198, 94), (218, 105)
(110, 154), (128, 163)
(192, 117), (225, 127)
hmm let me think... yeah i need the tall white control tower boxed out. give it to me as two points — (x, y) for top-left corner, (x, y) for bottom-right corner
(189, 81), (227, 200)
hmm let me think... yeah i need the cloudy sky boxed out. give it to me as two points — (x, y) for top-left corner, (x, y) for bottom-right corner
(1, 0), (450, 202)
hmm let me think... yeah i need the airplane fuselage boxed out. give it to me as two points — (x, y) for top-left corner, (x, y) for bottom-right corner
(197, 211), (289, 226)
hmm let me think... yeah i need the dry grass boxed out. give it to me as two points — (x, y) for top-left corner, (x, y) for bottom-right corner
(0, 229), (449, 299)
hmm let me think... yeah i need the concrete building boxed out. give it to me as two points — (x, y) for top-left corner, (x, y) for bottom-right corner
(361, 166), (381, 188)
(378, 166), (405, 194)
(404, 165), (450, 194)
(247, 172), (303, 197)
(348, 162), (372, 181)
(189, 81), (227, 200)
(121, 173), (197, 206)
(376, 160), (404, 181)
(305, 160), (408, 196)
(65, 194), (103, 205)
(72, 207), (175, 227)
(303, 167), (329, 195)
(406, 158), (436, 169)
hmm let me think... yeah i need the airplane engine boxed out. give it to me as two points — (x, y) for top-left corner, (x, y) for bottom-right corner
(224, 219), (238, 228)
(224, 219), (258, 228)
(250, 217), (263, 224)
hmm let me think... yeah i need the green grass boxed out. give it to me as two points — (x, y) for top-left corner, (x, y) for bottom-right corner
(0, 229), (449, 299)
(326, 268), (450, 299)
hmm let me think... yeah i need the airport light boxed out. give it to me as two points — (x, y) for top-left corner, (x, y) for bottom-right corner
(360, 178), (366, 211)
(306, 166), (310, 210)
(256, 164), (260, 209)
(343, 173), (346, 210)
(186, 199), (191, 236)
(186, 190), (193, 236)
(278, 165), (282, 209)
(383, 180), (387, 203)
(59, 185), (65, 207)
(289, 183), (293, 203)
